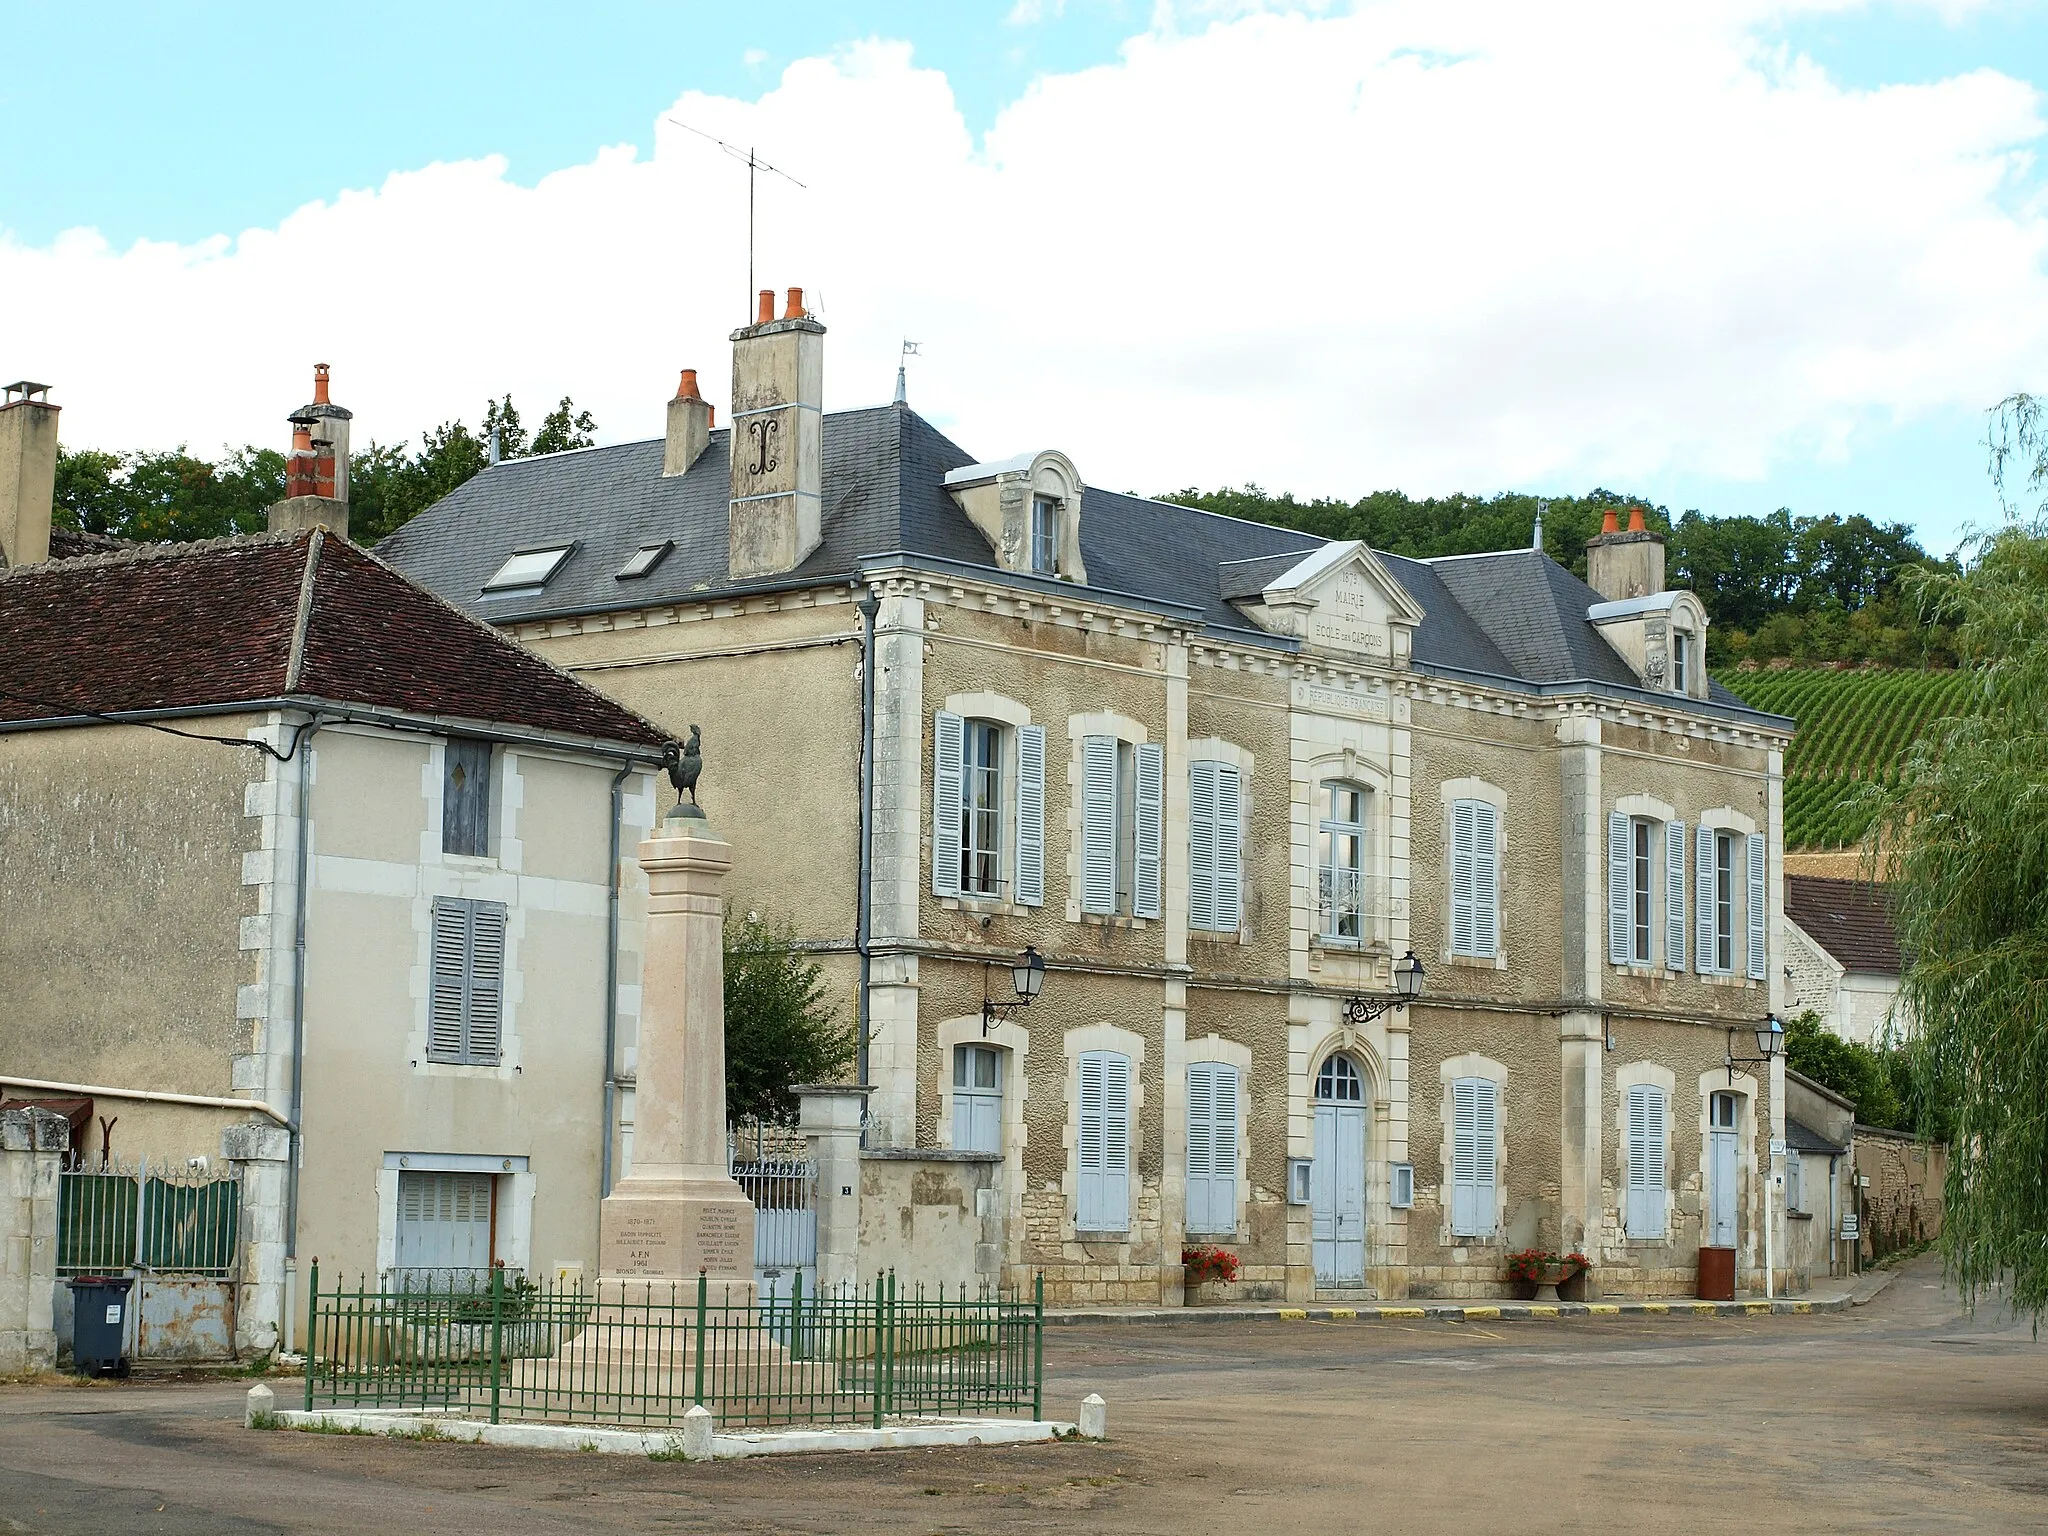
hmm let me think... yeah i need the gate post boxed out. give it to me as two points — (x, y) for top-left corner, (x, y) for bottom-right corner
(0, 1107), (68, 1373)
(221, 1122), (291, 1359)
(796, 1084), (870, 1297)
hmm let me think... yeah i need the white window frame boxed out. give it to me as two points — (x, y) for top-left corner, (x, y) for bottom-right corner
(1029, 495), (1059, 575)
(1671, 629), (1692, 694)
(934, 702), (1044, 907)
(961, 718), (1004, 898)
(1319, 781), (1372, 945)
(482, 543), (573, 594)
(952, 1044), (1003, 1154)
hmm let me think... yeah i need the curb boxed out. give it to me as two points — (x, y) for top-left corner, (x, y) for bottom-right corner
(1045, 1294), (1850, 1326)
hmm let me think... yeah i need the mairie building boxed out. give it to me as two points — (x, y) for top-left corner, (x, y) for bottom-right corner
(380, 288), (1798, 1303)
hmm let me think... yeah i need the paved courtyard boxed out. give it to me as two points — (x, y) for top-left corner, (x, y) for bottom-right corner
(2, 1257), (2043, 1535)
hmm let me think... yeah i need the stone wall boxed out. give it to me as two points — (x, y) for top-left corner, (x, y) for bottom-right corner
(857, 1152), (1002, 1295)
(0, 1109), (67, 1373)
(1855, 1128), (1944, 1260)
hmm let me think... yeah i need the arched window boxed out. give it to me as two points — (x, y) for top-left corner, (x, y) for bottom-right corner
(1318, 782), (1371, 942)
(1315, 1054), (1365, 1103)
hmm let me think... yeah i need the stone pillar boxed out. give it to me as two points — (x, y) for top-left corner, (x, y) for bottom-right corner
(0, 1108), (67, 1374)
(597, 811), (756, 1294)
(1559, 1012), (1605, 1290)
(795, 1084), (871, 1296)
(221, 1121), (291, 1358)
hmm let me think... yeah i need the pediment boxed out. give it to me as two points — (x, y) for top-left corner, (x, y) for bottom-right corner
(1230, 541), (1424, 663)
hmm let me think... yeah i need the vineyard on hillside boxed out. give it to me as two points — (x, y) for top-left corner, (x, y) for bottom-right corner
(1717, 667), (1983, 850)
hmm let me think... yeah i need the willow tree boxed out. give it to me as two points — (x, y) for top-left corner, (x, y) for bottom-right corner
(1879, 393), (2048, 1317)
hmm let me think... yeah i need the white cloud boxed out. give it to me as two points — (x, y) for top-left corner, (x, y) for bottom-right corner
(3, 2), (2044, 508)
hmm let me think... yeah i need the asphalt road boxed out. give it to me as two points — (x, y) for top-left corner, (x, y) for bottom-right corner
(2, 1255), (2042, 1535)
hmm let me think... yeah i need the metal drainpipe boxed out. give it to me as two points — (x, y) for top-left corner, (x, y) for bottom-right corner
(856, 589), (881, 1089)
(283, 710), (324, 1353)
(599, 758), (635, 1216)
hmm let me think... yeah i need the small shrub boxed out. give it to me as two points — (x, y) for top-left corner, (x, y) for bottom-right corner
(1182, 1246), (1240, 1284)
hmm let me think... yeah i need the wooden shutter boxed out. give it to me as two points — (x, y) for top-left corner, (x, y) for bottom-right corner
(428, 898), (470, 1062)
(1625, 1084), (1667, 1237)
(1471, 800), (1498, 958)
(1450, 800), (1477, 956)
(931, 711), (964, 898)
(1665, 820), (1687, 972)
(1746, 832), (1768, 980)
(1607, 812), (1631, 965)
(1451, 1076), (1498, 1237)
(1189, 762), (1218, 932)
(1213, 764), (1242, 932)
(1696, 823), (1716, 975)
(1077, 1051), (1131, 1231)
(466, 901), (506, 1064)
(1186, 1062), (1239, 1234)
(1013, 723), (1046, 907)
(1080, 735), (1118, 915)
(1134, 743), (1164, 920)
(442, 739), (492, 857)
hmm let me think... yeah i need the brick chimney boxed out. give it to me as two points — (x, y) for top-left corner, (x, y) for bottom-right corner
(663, 368), (715, 477)
(1585, 503), (1664, 601)
(727, 286), (824, 579)
(0, 381), (59, 569)
(268, 363), (352, 537)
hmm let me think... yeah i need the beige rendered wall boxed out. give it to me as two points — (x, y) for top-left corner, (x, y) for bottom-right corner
(856, 1153), (1002, 1294)
(0, 719), (268, 1165)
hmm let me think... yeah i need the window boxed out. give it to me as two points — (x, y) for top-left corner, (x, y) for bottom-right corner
(1785, 1150), (1806, 1215)
(1186, 1062), (1240, 1234)
(952, 1045), (1002, 1154)
(1711, 1091), (1739, 1130)
(1318, 783), (1370, 943)
(616, 540), (673, 580)
(1080, 736), (1162, 919)
(1188, 761), (1243, 934)
(429, 897), (507, 1065)
(443, 739), (492, 857)
(1317, 1054), (1364, 1102)
(1624, 1084), (1668, 1238)
(932, 712), (1045, 906)
(1029, 495), (1059, 575)
(1449, 798), (1499, 958)
(1450, 1076), (1499, 1237)
(963, 721), (1002, 896)
(1715, 832), (1736, 973)
(1672, 630), (1692, 694)
(394, 1170), (494, 1277)
(1076, 1051), (1132, 1232)
(482, 544), (572, 594)
(1696, 826), (1763, 978)
(1607, 813), (1662, 966)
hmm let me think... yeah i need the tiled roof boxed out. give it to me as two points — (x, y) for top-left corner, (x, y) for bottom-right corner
(1785, 875), (1904, 974)
(47, 526), (132, 560)
(0, 530), (668, 750)
(374, 401), (1776, 720)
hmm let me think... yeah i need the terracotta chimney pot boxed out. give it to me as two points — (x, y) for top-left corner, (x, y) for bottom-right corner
(783, 286), (806, 320)
(1599, 507), (1620, 536)
(676, 368), (703, 401)
(756, 289), (775, 325)
(1626, 505), (1647, 533)
(313, 363), (331, 405)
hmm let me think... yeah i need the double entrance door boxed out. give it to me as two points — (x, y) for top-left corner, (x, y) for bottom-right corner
(1311, 1056), (1367, 1285)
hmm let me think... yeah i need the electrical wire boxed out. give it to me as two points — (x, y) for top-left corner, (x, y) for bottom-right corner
(0, 686), (319, 762)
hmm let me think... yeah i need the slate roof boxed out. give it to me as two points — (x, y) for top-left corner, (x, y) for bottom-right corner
(1787, 1116), (1851, 1157)
(1785, 875), (1904, 974)
(0, 529), (669, 750)
(375, 401), (1775, 719)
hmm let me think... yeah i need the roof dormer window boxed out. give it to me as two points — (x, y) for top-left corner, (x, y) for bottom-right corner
(1672, 629), (1692, 695)
(483, 543), (573, 596)
(1030, 496), (1059, 576)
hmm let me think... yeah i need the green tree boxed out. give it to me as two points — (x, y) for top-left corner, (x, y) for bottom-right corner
(1878, 392), (2048, 1318)
(722, 909), (854, 1124)
(531, 396), (597, 457)
(1783, 1011), (1902, 1129)
(53, 444), (283, 542)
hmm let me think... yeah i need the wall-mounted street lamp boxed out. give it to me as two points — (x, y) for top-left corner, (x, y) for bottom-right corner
(1725, 1014), (1785, 1086)
(1340, 950), (1425, 1027)
(982, 946), (1046, 1036)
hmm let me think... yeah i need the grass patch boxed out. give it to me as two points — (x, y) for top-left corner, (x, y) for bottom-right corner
(648, 1437), (690, 1462)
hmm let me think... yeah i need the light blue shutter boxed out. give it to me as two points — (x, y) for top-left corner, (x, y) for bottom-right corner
(1607, 812), (1631, 965)
(1696, 823), (1716, 975)
(428, 898), (468, 1062)
(466, 901), (506, 1064)
(1188, 762), (1218, 932)
(1471, 801), (1498, 958)
(1450, 801), (1477, 956)
(1665, 820), (1687, 972)
(1077, 1051), (1131, 1231)
(1014, 723), (1045, 907)
(1213, 764), (1242, 932)
(932, 711), (964, 899)
(1080, 736), (1118, 915)
(1625, 1085), (1666, 1237)
(1746, 832), (1768, 980)
(1186, 1063), (1239, 1234)
(1134, 743), (1164, 920)
(1451, 1077), (1498, 1237)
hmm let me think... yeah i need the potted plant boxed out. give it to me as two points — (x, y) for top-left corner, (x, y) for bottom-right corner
(1505, 1249), (1591, 1303)
(1182, 1245), (1241, 1304)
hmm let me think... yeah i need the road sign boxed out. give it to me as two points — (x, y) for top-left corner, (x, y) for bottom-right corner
(1769, 1138), (1787, 1157)
(1840, 1214), (1860, 1241)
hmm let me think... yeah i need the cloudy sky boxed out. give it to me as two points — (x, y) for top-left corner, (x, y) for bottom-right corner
(4, 1), (2045, 550)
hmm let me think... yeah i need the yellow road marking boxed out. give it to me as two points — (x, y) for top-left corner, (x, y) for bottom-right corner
(1328, 1308), (1357, 1320)
(1464, 1306), (1501, 1320)
(1587, 1304), (1621, 1315)
(1278, 1308), (1308, 1321)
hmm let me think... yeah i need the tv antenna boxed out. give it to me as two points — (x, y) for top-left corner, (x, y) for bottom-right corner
(667, 117), (807, 315)
(894, 340), (921, 405)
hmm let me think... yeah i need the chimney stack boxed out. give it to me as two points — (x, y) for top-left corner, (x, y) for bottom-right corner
(663, 368), (715, 477)
(268, 364), (352, 538)
(1585, 503), (1665, 601)
(727, 285), (825, 580)
(0, 381), (59, 569)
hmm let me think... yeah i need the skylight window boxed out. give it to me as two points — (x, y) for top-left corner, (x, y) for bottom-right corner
(616, 541), (674, 580)
(482, 544), (573, 594)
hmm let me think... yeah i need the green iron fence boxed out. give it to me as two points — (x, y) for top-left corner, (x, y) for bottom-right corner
(304, 1264), (1045, 1430)
(57, 1162), (240, 1277)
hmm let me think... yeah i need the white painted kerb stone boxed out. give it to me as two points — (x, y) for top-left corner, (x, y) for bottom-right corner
(682, 1403), (714, 1462)
(245, 1384), (275, 1427)
(1079, 1393), (1107, 1440)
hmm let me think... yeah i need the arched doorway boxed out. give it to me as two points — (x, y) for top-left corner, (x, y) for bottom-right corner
(1312, 1054), (1368, 1285)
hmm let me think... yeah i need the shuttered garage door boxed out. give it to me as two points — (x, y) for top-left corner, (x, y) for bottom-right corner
(395, 1171), (494, 1275)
